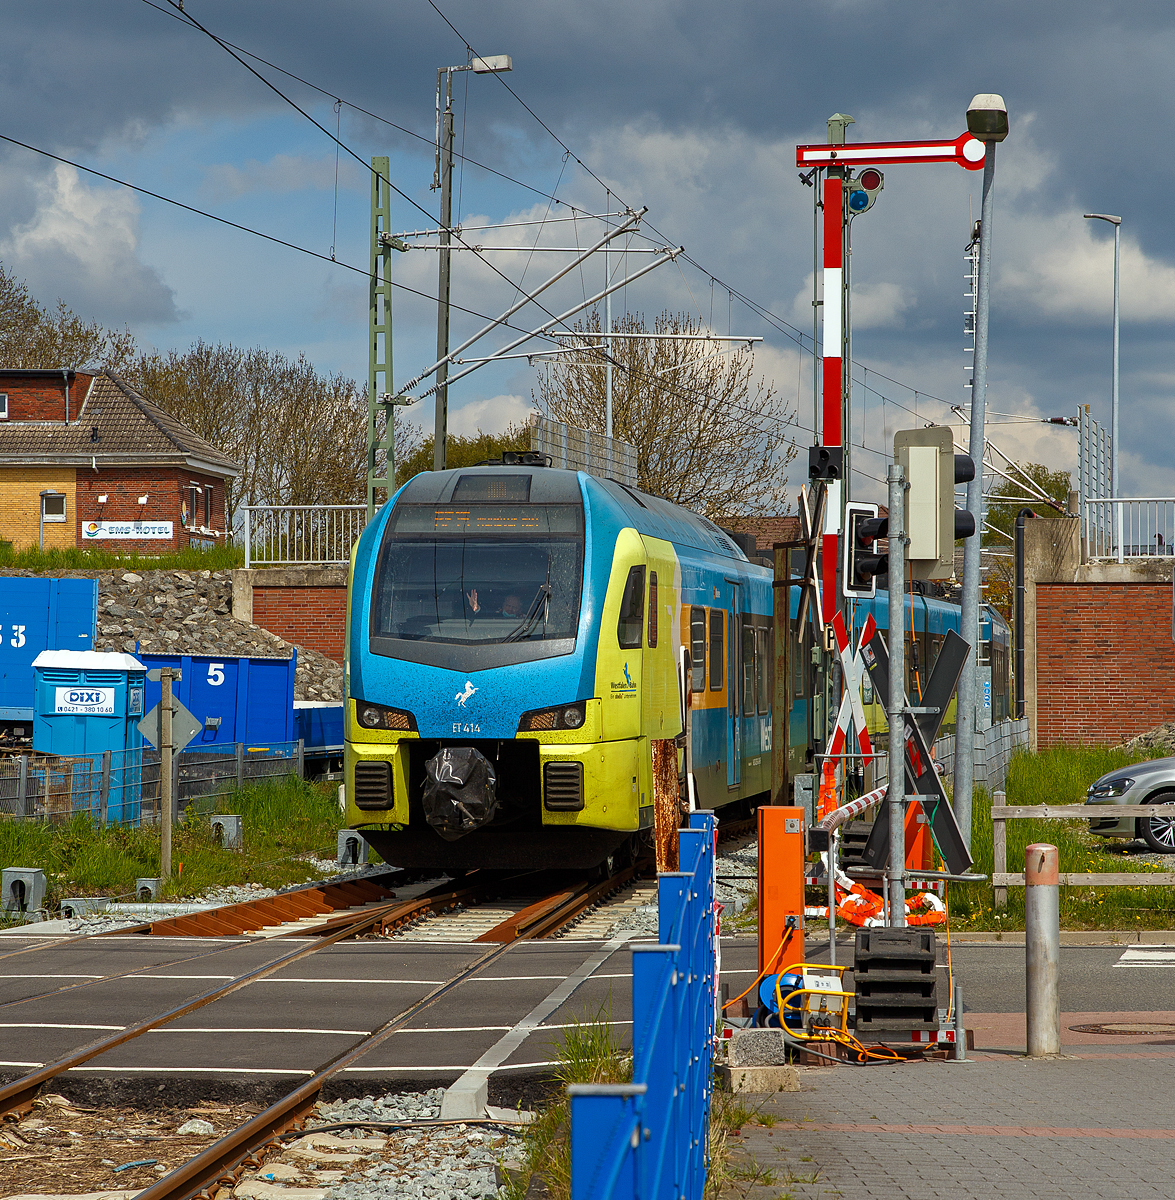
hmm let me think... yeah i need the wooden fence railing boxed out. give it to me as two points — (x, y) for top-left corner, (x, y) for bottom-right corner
(991, 790), (1175, 906)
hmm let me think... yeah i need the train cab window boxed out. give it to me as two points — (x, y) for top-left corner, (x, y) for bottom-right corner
(756, 626), (770, 714)
(647, 572), (658, 647)
(690, 607), (706, 691)
(742, 615), (756, 716)
(617, 566), (645, 649)
(709, 609), (724, 691)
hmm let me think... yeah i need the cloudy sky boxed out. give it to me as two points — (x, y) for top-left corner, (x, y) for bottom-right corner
(2, 1), (1171, 504)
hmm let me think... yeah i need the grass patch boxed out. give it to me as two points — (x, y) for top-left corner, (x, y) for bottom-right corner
(0, 543), (243, 573)
(949, 743), (1175, 931)
(0, 775), (348, 913)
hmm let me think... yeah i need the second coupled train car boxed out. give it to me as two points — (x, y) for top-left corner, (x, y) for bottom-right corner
(343, 464), (771, 870)
(343, 463), (1013, 870)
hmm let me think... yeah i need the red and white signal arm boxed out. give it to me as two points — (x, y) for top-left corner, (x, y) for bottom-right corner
(796, 131), (986, 172)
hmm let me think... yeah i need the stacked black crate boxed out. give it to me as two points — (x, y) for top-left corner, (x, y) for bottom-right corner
(853, 927), (938, 1040)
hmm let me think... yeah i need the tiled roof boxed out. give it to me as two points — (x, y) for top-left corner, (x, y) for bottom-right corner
(0, 372), (239, 477)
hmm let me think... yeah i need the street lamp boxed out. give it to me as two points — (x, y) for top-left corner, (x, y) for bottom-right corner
(433, 54), (513, 473)
(954, 92), (1009, 851)
(1083, 213), (1121, 512)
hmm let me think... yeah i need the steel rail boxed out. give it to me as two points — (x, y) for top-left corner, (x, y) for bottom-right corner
(131, 937), (522, 1200)
(0, 877), (491, 1118)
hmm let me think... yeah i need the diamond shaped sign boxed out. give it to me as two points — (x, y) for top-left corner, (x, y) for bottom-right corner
(138, 698), (203, 754)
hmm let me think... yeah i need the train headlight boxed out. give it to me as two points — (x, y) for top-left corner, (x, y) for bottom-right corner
(518, 700), (588, 732)
(356, 702), (417, 732)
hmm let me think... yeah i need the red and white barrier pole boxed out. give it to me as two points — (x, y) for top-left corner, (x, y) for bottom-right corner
(820, 173), (844, 620)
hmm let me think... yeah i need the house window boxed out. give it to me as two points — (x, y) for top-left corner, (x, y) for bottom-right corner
(0, 394), (8, 420)
(188, 485), (201, 528)
(41, 493), (66, 522)
(203, 485), (212, 528)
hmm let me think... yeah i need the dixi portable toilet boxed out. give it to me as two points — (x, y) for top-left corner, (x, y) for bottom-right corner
(32, 650), (146, 823)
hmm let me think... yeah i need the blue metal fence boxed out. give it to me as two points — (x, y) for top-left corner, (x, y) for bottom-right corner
(569, 812), (718, 1200)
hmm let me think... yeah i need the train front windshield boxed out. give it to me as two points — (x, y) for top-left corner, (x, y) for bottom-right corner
(371, 502), (584, 649)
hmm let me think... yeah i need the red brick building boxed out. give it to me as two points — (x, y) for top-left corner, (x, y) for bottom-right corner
(0, 369), (239, 553)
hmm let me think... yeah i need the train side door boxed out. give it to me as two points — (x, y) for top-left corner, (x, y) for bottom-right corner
(727, 581), (741, 788)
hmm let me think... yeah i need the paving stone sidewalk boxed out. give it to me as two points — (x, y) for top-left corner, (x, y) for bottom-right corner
(730, 1054), (1175, 1199)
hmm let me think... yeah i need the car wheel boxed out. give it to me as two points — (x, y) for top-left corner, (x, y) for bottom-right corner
(1140, 792), (1175, 854)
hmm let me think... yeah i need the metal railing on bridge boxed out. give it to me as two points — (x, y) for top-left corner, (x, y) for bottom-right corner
(569, 812), (717, 1200)
(1084, 499), (1175, 562)
(242, 505), (368, 568)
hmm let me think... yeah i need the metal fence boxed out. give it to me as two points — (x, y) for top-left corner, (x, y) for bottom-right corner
(1077, 404), (1111, 547)
(1084, 499), (1175, 562)
(569, 812), (717, 1200)
(242, 505), (367, 568)
(0, 741), (304, 826)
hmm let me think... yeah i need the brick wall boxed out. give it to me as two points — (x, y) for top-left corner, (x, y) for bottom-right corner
(0, 373), (93, 421)
(253, 582), (347, 663)
(0, 467), (78, 550)
(1036, 582), (1175, 745)
(76, 467), (225, 552)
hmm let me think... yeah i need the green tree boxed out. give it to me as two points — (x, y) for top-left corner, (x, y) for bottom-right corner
(394, 422), (530, 488)
(983, 462), (1071, 616)
(533, 311), (795, 521)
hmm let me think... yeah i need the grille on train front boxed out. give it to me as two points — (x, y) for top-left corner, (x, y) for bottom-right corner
(543, 761), (584, 811)
(354, 761), (392, 810)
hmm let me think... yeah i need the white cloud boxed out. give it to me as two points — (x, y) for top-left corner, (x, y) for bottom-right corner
(449, 393), (537, 438)
(202, 153), (360, 200)
(0, 164), (176, 324)
(789, 272), (914, 332)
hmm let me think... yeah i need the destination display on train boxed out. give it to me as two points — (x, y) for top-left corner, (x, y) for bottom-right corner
(389, 503), (583, 536)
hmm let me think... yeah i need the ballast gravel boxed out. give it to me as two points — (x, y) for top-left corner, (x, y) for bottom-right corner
(229, 1090), (525, 1200)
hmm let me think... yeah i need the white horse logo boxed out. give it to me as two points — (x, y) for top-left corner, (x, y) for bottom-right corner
(455, 680), (478, 707)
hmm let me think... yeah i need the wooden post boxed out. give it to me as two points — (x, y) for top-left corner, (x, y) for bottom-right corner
(993, 787), (1007, 909)
(17, 755), (29, 818)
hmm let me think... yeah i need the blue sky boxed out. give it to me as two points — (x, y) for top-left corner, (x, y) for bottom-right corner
(3, 1), (1174, 503)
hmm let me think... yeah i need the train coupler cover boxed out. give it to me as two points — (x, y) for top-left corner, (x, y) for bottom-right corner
(422, 746), (499, 840)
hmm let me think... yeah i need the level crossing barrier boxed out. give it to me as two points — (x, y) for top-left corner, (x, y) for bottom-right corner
(242, 504), (368, 567)
(0, 741), (304, 826)
(991, 793), (1175, 906)
(569, 812), (717, 1200)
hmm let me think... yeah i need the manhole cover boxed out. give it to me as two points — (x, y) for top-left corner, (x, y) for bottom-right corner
(1069, 1022), (1175, 1035)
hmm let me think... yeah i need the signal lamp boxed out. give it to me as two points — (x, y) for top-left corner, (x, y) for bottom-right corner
(847, 168), (884, 214)
(844, 502), (889, 598)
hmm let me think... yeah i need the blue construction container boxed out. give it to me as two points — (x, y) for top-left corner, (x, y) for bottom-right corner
(293, 701), (344, 752)
(0, 578), (97, 726)
(137, 651), (296, 749)
(32, 650), (146, 822)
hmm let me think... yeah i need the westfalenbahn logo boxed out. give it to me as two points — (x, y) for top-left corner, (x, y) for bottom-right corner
(610, 662), (636, 697)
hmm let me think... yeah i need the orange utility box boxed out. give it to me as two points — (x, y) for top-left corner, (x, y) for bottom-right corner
(757, 805), (806, 976)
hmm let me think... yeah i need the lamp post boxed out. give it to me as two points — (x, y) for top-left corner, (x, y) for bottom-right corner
(954, 93), (1009, 851)
(1083, 212), (1122, 548)
(433, 54), (513, 473)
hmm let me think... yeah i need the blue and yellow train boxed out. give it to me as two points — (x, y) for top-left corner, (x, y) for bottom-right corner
(343, 462), (1009, 870)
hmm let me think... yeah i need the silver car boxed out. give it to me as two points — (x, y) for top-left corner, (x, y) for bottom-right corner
(1086, 758), (1175, 853)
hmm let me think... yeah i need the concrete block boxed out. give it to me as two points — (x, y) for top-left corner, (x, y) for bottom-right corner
(716, 1064), (800, 1094)
(3, 867), (46, 913)
(135, 877), (163, 901)
(211, 814), (243, 849)
(60, 896), (109, 919)
(727, 1028), (788, 1067)
(337, 829), (369, 866)
(440, 1071), (489, 1120)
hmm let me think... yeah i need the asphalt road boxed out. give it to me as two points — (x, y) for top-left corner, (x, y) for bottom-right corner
(1, 932), (1172, 1103)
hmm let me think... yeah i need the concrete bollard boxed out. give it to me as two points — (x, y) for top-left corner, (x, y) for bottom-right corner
(1025, 842), (1061, 1056)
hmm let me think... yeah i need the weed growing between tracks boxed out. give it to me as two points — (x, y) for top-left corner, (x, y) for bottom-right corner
(0, 776), (353, 913)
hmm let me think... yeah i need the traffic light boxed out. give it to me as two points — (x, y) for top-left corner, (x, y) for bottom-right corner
(894, 426), (977, 580)
(846, 167), (884, 214)
(843, 501), (889, 597)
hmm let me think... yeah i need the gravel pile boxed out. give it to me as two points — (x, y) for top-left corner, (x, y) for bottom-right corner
(0, 566), (344, 701)
(317, 1091), (444, 1124)
(1118, 723), (1175, 756)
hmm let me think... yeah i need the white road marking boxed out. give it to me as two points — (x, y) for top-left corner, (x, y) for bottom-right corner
(1115, 946), (1175, 967)
(0, 1022), (122, 1030)
(71, 1065), (314, 1075)
(0, 1060), (42, 1068)
(344, 1061), (557, 1073)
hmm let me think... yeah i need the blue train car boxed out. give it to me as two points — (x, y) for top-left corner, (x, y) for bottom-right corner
(0, 577), (97, 729)
(344, 465), (772, 870)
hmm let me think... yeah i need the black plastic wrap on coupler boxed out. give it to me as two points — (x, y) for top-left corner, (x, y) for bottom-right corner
(422, 746), (499, 840)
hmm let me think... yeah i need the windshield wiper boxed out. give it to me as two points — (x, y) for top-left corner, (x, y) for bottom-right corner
(502, 584), (551, 643)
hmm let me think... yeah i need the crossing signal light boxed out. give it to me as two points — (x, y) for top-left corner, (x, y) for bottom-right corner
(847, 167), (884, 214)
(894, 427), (977, 580)
(844, 502), (889, 598)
